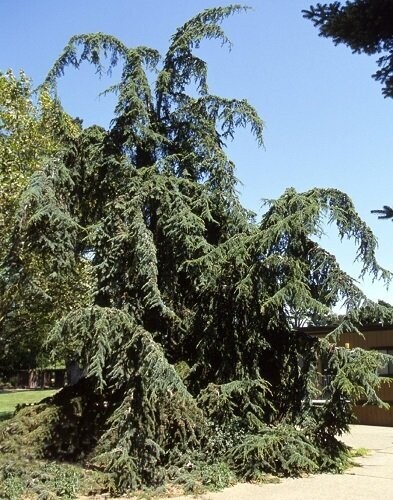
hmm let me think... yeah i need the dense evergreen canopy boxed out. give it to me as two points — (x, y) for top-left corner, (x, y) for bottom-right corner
(1, 5), (392, 495)
(303, 1), (393, 98)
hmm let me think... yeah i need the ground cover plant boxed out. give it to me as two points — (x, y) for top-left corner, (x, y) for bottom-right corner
(1, 4), (393, 497)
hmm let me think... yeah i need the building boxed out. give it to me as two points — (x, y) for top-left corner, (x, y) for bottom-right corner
(304, 325), (393, 426)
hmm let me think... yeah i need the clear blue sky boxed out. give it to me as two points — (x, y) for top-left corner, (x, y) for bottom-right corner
(2, 0), (393, 304)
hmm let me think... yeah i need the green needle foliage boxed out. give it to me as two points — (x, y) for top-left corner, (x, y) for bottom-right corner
(303, 1), (393, 98)
(1, 4), (393, 495)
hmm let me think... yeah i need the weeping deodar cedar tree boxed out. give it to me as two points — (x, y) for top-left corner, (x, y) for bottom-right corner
(1, 4), (392, 494)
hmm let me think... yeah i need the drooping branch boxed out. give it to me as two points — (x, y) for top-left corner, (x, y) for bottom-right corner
(156, 4), (250, 115)
(45, 33), (129, 88)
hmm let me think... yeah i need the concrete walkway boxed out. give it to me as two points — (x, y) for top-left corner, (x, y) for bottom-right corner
(170, 425), (393, 500)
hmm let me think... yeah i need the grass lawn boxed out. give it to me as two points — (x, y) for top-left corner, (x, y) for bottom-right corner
(0, 389), (58, 422)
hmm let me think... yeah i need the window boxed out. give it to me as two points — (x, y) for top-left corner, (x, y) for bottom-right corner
(375, 348), (393, 376)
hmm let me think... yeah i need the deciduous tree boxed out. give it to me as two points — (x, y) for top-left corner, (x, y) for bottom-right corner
(0, 71), (92, 369)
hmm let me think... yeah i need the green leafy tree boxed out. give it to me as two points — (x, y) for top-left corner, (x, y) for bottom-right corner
(303, 1), (393, 98)
(1, 5), (392, 494)
(0, 70), (80, 242)
(0, 71), (92, 369)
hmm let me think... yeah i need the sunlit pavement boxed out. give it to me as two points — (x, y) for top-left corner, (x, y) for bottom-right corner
(168, 425), (393, 500)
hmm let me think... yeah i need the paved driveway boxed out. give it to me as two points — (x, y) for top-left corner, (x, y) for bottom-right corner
(170, 425), (393, 500)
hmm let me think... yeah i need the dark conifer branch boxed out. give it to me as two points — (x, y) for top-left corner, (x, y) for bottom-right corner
(303, 1), (393, 98)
